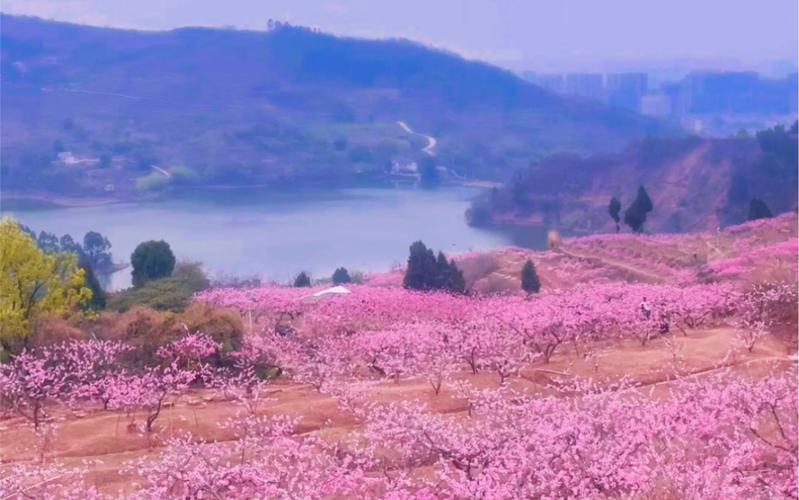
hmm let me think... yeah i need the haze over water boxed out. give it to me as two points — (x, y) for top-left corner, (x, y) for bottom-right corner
(5, 187), (548, 290)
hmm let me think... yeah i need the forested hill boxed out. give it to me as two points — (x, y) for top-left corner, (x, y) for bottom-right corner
(1, 15), (675, 199)
(467, 124), (798, 233)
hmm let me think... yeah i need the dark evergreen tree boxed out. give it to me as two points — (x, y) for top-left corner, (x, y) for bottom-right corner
(419, 157), (441, 188)
(521, 259), (541, 294)
(403, 241), (465, 293)
(623, 185), (654, 233)
(446, 258), (466, 294)
(403, 241), (438, 290)
(434, 251), (451, 289)
(637, 186), (653, 213)
(748, 198), (773, 221)
(331, 267), (351, 285)
(608, 197), (622, 232)
(131, 240), (176, 287)
(81, 264), (106, 310)
(293, 271), (311, 287)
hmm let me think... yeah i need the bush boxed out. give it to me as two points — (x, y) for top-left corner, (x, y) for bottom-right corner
(29, 315), (87, 349)
(170, 166), (200, 186)
(179, 302), (243, 354)
(109, 262), (208, 313)
(131, 240), (176, 287)
(100, 307), (180, 365)
(135, 172), (170, 192)
(456, 253), (500, 289)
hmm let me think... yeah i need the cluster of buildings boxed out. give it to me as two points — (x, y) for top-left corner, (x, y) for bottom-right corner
(523, 71), (798, 130)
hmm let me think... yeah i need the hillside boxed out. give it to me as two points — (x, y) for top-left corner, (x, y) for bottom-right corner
(467, 123), (798, 233)
(2, 213), (796, 497)
(0, 15), (673, 200)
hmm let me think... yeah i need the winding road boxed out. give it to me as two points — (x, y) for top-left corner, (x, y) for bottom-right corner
(396, 121), (437, 155)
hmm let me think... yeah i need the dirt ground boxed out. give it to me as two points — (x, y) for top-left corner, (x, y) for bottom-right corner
(1, 325), (794, 496)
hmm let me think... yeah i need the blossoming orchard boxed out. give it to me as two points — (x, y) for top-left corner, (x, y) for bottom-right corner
(1, 215), (797, 498)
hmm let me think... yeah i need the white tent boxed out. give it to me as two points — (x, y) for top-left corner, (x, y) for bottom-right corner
(304, 285), (352, 302)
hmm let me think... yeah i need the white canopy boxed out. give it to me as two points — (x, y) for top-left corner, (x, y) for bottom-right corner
(308, 285), (352, 300)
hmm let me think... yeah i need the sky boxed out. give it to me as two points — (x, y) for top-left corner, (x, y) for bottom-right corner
(2, 0), (797, 76)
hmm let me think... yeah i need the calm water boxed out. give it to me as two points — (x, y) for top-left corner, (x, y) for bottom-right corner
(4, 187), (548, 290)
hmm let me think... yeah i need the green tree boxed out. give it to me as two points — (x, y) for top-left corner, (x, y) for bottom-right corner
(81, 264), (107, 310)
(608, 197), (622, 232)
(403, 241), (438, 290)
(0, 219), (92, 352)
(624, 185), (654, 233)
(747, 198), (773, 221)
(403, 242), (465, 293)
(445, 258), (466, 294)
(521, 259), (541, 294)
(294, 271), (311, 287)
(419, 157), (441, 188)
(83, 231), (112, 272)
(332, 267), (351, 285)
(131, 240), (176, 287)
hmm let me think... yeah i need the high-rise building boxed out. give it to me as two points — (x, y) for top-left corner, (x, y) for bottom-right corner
(563, 73), (604, 100)
(606, 73), (648, 111)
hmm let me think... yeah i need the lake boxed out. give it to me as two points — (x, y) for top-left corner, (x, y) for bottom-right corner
(4, 187), (549, 290)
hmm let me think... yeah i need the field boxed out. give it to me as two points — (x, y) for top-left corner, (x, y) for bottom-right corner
(1, 214), (797, 498)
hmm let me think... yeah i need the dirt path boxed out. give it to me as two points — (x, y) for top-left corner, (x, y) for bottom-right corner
(396, 120), (437, 155)
(559, 246), (668, 283)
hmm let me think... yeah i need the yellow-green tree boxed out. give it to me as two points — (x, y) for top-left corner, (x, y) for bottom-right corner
(0, 219), (92, 353)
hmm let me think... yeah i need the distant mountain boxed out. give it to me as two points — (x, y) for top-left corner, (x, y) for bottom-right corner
(468, 123), (798, 233)
(0, 15), (675, 199)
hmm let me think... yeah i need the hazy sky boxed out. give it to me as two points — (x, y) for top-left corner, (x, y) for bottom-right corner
(3, 0), (797, 74)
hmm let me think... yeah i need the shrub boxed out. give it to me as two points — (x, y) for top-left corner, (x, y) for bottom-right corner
(178, 302), (243, 355)
(29, 315), (87, 349)
(456, 253), (500, 289)
(109, 262), (208, 313)
(101, 307), (180, 365)
(135, 173), (170, 192)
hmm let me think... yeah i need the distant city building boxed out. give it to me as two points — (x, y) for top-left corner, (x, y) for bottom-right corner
(606, 73), (648, 111)
(564, 73), (604, 100)
(523, 72), (564, 93)
(640, 93), (672, 117)
(520, 69), (796, 133)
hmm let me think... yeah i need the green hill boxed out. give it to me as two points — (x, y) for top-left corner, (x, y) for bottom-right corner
(1, 15), (676, 199)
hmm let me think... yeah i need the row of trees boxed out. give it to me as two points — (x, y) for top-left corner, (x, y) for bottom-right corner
(403, 241), (466, 293)
(608, 185), (654, 233)
(293, 267), (353, 288)
(609, 186), (776, 233)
